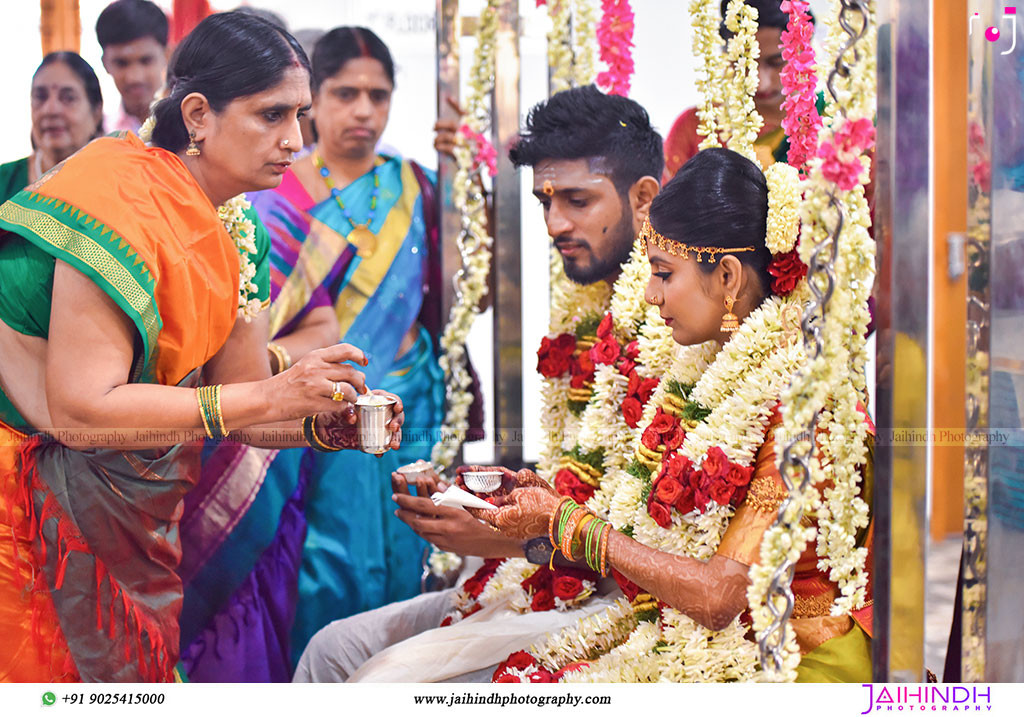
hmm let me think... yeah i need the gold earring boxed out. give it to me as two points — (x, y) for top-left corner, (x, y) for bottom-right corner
(186, 130), (201, 157)
(720, 295), (740, 333)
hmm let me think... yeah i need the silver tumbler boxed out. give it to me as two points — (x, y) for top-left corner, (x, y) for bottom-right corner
(356, 393), (397, 454)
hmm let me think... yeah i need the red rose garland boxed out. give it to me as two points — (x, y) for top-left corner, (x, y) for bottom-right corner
(642, 392), (757, 527)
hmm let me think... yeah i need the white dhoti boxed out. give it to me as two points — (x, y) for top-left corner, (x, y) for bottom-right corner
(294, 585), (620, 683)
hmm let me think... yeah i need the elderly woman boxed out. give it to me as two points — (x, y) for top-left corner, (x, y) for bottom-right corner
(0, 12), (402, 682)
(0, 52), (103, 203)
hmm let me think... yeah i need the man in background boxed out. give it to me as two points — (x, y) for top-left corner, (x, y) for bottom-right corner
(95, 0), (168, 134)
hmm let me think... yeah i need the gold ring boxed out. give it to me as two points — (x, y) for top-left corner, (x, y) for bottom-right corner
(331, 381), (345, 402)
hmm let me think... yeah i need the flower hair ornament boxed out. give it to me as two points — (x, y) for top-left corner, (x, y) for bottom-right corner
(638, 161), (807, 297)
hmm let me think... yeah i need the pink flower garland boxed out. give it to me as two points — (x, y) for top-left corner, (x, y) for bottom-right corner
(596, 0), (634, 96)
(817, 117), (875, 191)
(459, 124), (498, 178)
(779, 0), (821, 173)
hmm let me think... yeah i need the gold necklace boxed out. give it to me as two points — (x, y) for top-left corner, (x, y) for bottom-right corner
(312, 151), (380, 259)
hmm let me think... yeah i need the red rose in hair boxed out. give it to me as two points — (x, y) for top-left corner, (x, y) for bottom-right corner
(622, 397), (643, 428)
(648, 500), (673, 528)
(591, 337), (621, 365)
(768, 248), (808, 296)
(502, 651), (537, 672)
(674, 486), (696, 515)
(650, 410), (676, 435)
(597, 312), (614, 339)
(641, 427), (661, 451)
(625, 340), (640, 360)
(662, 425), (686, 451)
(529, 670), (554, 683)
(710, 479), (736, 506)
(554, 469), (595, 504)
(440, 616), (453, 627)
(495, 674), (521, 683)
(464, 603), (483, 618)
(552, 575), (584, 601)
(725, 463), (752, 488)
(531, 587), (556, 611)
(637, 378), (659, 404)
(702, 446), (729, 479)
(655, 477), (684, 505)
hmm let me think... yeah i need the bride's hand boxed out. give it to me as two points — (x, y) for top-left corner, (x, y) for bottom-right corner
(455, 465), (554, 495)
(468, 486), (561, 540)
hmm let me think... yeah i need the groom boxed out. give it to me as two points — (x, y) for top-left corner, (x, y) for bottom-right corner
(294, 85), (663, 682)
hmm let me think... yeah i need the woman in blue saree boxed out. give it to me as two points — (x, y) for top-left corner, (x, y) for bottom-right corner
(178, 26), (473, 679)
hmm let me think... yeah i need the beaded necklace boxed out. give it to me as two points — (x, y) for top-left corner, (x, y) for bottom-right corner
(312, 150), (380, 258)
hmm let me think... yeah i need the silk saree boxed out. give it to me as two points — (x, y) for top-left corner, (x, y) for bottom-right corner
(0, 134), (268, 682)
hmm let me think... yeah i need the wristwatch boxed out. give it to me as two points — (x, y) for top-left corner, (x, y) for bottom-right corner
(523, 537), (554, 565)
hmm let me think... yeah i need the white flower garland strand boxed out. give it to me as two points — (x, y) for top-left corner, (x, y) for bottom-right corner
(690, 0), (726, 150)
(536, 270), (614, 477)
(721, 0), (763, 162)
(431, 0), (501, 470)
(552, 298), (804, 683)
(747, 1), (877, 681)
(547, 0), (598, 94)
(765, 163), (801, 254)
(218, 196), (263, 321)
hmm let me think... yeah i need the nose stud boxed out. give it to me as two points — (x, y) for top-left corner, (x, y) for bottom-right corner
(282, 139), (290, 148)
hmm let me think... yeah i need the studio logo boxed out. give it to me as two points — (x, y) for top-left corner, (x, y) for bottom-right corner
(860, 685), (993, 713)
(971, 7), (1018, 55)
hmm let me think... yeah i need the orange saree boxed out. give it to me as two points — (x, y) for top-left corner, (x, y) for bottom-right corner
(717, 406), (875, 681)
(0, 133), (265, 681)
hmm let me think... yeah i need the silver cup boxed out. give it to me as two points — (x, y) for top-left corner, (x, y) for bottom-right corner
(397, 460), (436, 481)
(356, 394), (397, 455)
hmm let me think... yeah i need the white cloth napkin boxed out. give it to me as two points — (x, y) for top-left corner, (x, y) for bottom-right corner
(430, 484), (497, 511)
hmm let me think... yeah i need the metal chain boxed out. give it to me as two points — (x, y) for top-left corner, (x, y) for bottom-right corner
(757, 0), (872, 677)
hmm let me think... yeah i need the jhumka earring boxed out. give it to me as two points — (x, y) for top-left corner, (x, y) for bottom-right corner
(186, 130), (201, 157)
(720, 295), (740, 333)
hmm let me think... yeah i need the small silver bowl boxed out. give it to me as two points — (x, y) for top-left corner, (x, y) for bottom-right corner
(462, 470), (503, 493)
(396, 460), (436, 481)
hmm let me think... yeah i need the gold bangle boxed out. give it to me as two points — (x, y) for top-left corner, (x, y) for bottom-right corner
(309, 414), (340, 452)
(196, 386), (214, 439)
(599, 523), (612, 577)
(268, 341), (291, 374)
(212, 384), (229, 437)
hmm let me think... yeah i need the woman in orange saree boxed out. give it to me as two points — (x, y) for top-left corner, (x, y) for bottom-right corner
(0, 12), (399, 683)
